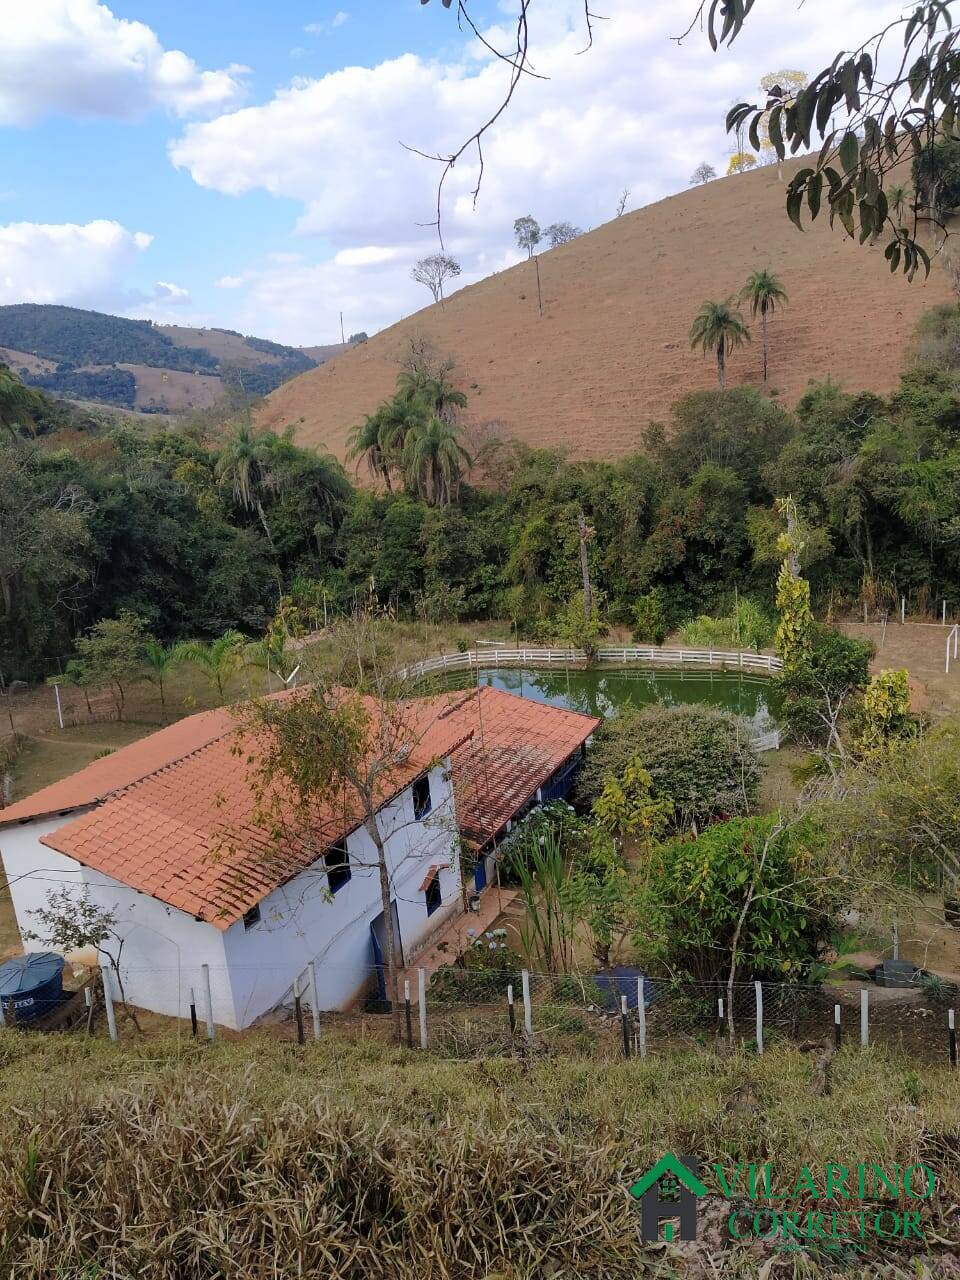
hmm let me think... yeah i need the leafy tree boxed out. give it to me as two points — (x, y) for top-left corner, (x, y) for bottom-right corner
(575, 702), (761, 828)
(739, 269), (788, 384)
(0, 365), (44, 439)
(556, 588), (607, 659)
(887, 183), (911, 224)
(689, 162), (716, 185)
(646, 814), (839, 987)
(348, 331), (368, 344)
(544, 221), (582, 247)
(631, 588), (670, 645)
(756, 70), (808, 167)
(592, 757), (672, 846)
(411, 252), (462, 304)
(779, 625), (873, 753)
(689, 299), (750, 389)
(914, 138), (960, 223)
(727, 151), (757, 175)
(74, 612), (148, 720)
(513, 215), (541, 257)
(773, 497), (812, 673)
(179, 630), (247, 701)
(215, 422), (277, 532)
(855, 668), (914, 755)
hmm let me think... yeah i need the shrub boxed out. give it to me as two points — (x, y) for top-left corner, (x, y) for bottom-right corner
(779, 625), (873, 746)
(679, 597), (774, 651)
(631, 588), (670, 645)
(573, 703), (761, 826)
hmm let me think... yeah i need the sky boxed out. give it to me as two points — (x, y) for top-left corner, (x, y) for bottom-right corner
(0, 0), (908, 346)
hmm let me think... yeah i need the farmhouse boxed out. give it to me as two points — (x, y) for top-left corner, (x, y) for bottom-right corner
(0, 687), (598, 1029)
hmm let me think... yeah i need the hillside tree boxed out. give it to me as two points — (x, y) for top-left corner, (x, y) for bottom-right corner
(690, 162), (716, 185)
(544, 221), (582, 247)
(514, 215), (541, 257)
(727, 151), (757, 175)
(740, 269), (788, 383)
(411, 252), (462, 304)
(689, 298), (750, 389)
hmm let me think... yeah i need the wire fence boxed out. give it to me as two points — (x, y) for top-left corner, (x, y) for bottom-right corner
(11, 959), (958, 1067)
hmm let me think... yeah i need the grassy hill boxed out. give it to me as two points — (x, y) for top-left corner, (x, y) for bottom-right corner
(257, 157), (954, 465)
(0, 305), (334, 413)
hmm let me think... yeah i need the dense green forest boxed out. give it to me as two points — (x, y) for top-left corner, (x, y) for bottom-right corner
(4, 303), (960, 682)
(0, 306), (317, 402)
(0, 305), (219, 372)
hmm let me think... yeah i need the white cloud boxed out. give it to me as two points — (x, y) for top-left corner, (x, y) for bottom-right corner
(216, 274), (248, 289)
(0, 220), (153, 307)
(154, 280), (191, 304)
(171, 0), (907, 340)
(304, 11), (349, 35)
(0, 0), (247, 126)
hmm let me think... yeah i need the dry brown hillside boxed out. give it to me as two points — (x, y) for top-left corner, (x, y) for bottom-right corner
(258, 158), (954, 465)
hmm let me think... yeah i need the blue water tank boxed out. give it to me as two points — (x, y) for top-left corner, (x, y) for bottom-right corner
(0, 953), (66, 1023)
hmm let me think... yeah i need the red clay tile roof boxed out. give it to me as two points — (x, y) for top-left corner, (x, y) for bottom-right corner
(39, 694), (470, 930)
(418, 686), (600, 847)
(0, 707), (239, 827)
(12, 685), (597, 929)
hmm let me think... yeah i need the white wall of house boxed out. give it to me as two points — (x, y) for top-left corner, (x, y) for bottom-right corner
(0, 760), (463, 1030)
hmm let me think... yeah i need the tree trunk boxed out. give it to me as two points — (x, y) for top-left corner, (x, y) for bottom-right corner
(365, 808), (404, 1042)
(717, 343), (726, 389)
(577, 511), (593, 620)
(761, 308), (769, 383)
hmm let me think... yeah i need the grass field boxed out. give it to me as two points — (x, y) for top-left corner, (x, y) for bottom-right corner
(0, 1031), (957, 1276)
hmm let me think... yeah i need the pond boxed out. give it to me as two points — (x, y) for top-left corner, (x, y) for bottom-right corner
(433, 666), (782, 746)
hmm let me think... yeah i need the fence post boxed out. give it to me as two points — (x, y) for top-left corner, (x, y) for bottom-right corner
(202, 963), (215, 1042)
(901, 596), (906, 624)
(637, 975), (646, 1059)
(294, 982), (305, 1046)
(0, 994), (6, 1029)
(755, 981), (764, 1055)
(102, 968), (118, 1042)
(621, 994), (631, 1058)
(404, 980), (414, 1049)
(53, 683), (64, 730)
(308, 961), (321, 1041)
(521, 970), (533, 1041)
(945, 600), (948, 626)
(189, 986), (198, 1038)
(418, 968), (428, 1049)
(507, 983), (516, 1038)
(860, 988), (869, 1048)
(950, 1009), (957, 1069)
(834, 1004), (841, 1051)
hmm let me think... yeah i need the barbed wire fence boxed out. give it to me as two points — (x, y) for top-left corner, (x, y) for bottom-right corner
(10, 959), (957, 1069)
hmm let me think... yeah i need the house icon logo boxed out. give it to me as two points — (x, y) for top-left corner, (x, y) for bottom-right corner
(630, 1154), (707, 1242)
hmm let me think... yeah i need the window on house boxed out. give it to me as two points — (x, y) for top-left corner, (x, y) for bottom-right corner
(413, 775), (432, 820)
(425, 872), (442, 916)
(243, 904), (262, 931)
(324, 840), (351, 894)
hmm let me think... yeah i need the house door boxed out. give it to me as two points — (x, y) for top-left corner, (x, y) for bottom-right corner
(370, 900), (403, 1003)
(473, 858), (487, 893)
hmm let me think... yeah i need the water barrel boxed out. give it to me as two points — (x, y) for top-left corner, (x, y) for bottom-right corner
(0, 953), (66, 1023)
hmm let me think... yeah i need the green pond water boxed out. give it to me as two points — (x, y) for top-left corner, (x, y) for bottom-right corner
(433, 666), (781, 745)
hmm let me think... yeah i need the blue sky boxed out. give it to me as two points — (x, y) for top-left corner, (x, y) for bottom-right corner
(0, 0), (903, 344)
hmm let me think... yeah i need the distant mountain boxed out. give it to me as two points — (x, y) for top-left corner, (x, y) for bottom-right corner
(0, 305), (343, 414)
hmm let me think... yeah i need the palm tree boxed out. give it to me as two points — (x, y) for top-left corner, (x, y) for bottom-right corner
(402, 418), (473, 506)
(179, 631), (246, 701)
(141, 640), (185, 715)
(214, 423), (279, 542)
(348, 408), (393, 489)
(396, 368), (467, 422)
(887, 183), (911, 224)
(739, 270), (788, 384)
(689, 299), (751, 390)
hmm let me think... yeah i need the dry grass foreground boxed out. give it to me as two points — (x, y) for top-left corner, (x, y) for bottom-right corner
(258, 156), (953, 468)
(0, 1030), (959, 1277)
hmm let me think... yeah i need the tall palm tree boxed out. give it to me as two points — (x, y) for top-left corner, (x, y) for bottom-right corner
(396, 368), (467, 422)
(347, 408), (393, 489)
(887, 183), (911, 224)
(214, 423), (276, 537)
(689, 299), (751, 390)
(141, 640), (185, 715)
(739, 270), (788, 384)
(179, 630), (246, 701)
(402, 418), (473, 506)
